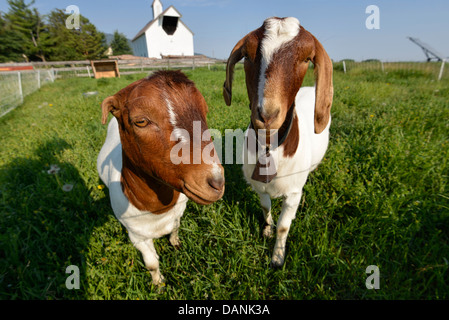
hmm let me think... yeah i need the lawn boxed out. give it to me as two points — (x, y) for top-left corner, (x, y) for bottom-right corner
(0, 65), (448, 299)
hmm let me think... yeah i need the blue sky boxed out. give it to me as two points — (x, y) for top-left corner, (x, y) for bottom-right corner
(1, 0), (448, 61)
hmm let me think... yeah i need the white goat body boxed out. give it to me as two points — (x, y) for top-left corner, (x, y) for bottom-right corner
(242, 87), (330, 266)
(97, 117), (188, 284)
(224, 17), (333, 267)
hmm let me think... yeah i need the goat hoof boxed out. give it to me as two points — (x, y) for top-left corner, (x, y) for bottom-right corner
(151, 275), (166, 292)
(169, 237), (181, 249)
(270, 258), (284, 269)
(270, 251), (285, 268)
(149, 269), (165, 286)
(262, 225), (274, 238)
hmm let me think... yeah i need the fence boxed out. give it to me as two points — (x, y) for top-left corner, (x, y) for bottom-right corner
(334, 60), (448, 81)
(2, 59), (447, 118)
(28, 56), (222, 79)
(0, 69), (55, 118)
(0, 56), (220, 117)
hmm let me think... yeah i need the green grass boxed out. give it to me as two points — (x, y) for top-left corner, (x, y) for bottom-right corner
(1, 66), (448, 299)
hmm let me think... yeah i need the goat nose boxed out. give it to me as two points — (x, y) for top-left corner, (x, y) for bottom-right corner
(208, 176), (224, 192)
(259, 108), (279, 126)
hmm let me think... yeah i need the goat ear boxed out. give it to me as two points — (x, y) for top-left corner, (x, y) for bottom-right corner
(101, 96), (120, 125)
(223, 35), (248, 106)
(311, 35), (333, 134)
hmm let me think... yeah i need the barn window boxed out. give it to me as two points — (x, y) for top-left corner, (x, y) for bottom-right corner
(162, 16), (179, 35)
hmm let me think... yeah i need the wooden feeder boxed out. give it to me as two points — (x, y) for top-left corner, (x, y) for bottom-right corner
(90, 60), (120, 79)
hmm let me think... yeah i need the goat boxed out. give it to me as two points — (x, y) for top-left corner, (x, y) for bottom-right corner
(223, 17), (333, 267)
(97, 70), (225, 285)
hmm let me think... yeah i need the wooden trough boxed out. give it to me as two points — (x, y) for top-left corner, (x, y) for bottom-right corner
(90, 60), (120, 79)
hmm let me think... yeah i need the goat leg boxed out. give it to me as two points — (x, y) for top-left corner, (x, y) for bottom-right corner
(258, 192), (274, 238)
(134, 239), (165, 286)
(169, 216), (182, 249)
(271, 192), (301, 268)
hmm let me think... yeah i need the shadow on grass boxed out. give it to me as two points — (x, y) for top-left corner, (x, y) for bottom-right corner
(218, 131), (266, 224)
(219, 129), (288, 220)
(0, 133), (285, 299)
(0, 138), (111, 299)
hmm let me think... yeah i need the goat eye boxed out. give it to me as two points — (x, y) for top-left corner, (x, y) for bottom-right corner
(134, 119), (150, 127)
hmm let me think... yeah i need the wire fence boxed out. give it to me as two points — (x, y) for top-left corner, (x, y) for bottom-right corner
(334, 60), (448, 80)
(1, 59), (447, 118)
(24, 56), (221, 79)
(0, 69), (55, 118)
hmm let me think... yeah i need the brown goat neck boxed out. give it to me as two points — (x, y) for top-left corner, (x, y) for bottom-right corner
(249, 103), (298, 155)
(120, 154), (181, 215)
(249, 104), (299, 183)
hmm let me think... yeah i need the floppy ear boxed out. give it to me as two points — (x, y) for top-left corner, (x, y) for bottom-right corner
(223, 35), (248, 106)
(101, 96), (120, 125)
(311, 34), (333, 134)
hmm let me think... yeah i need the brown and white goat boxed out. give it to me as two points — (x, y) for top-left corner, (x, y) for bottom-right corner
(223, 17), (333, 267)
(97, 70), (224, 285)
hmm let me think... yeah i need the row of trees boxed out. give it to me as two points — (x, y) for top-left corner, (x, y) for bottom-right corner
(0, 0), (133, 63)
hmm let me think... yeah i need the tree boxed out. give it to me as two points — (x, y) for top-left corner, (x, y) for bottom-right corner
(74, 15), (108, 60)
(46, 9), (107, 61)
(110, 30), (133, 56)
(1, 2), (108, 62)
(0, 13), (24, 62)
(3, 0), (51, 61)
(27, 8), (53, 62)
(46, 9), (78, 61)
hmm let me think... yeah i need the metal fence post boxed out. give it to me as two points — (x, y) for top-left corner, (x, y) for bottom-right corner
(343, 60), (346, 74)
(438, 59), (446, 81)
(18, 72), (23, 103)
(37, 70), (41, 88)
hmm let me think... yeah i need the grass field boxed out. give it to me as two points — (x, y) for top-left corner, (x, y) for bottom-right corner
(1, 65), (448, 300)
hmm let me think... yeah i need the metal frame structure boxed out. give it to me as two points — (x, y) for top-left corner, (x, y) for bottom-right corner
(407, 37), (445, 62)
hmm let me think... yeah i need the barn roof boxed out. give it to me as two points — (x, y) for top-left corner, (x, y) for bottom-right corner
(131, 5), (194, 42)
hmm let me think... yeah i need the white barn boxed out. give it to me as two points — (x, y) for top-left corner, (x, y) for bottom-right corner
(131, 0), (194, 59)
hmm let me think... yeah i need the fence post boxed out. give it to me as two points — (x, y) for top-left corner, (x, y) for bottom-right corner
(381, 61), (384, 73)
(343, 60), (346, 74)
(438, 59), (446, 81)
(37, 70), (41, 88)
(18, 72), (23, 103)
